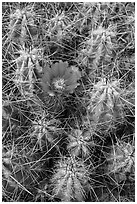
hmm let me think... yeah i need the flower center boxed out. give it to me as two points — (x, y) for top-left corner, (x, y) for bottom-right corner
(53, 78), (65, 90)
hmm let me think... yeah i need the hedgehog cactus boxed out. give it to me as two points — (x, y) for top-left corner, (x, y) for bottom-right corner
(2, 2), (135, 202)
(77, 25), (116, 71)
(87, 78), (125, 131)
(30, 113), (61, 150)
(51, 156), (90, 202)
(13, 47), (38, 96)
(43, 11), (71, 42)
(9, 6), (37, 44)
(106, 140), (135, 182)
(2, 145), (40, 195)
(67, 129), (95, 157)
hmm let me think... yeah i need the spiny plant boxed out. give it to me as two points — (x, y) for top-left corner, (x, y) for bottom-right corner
(87, 77), (134, 133)
(77, 24), (117, 73)
(50, 155), (91, 202)
(67, 128), (96, 158)
(12, 46), (37, 96)
(2, 143), (42, 200)
(42, 9), (72, 43)
(106, 139), (135, 183)
(2, 2), (135, 202)
(29, 111), (61, 151)
(8, 5), (38, 45)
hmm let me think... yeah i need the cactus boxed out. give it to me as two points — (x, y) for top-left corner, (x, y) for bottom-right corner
(2, 144), (41, 197)
(42, 10), (71, 43)
(87, 78), (127, 132)
(30, 112), (61, 150)
(2, 2), (135, 202)
(13, 46), (41, 97)
(67, 129), (95, 157)
(106, 140), (135, 182)
(51, 155), (90, 202)
(9, 5), (38, 45)
(77, 24), (117, 76)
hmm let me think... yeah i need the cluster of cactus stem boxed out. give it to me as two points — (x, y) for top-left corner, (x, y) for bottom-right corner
(87, 77), (131, 132)
(51, 155), (91, 202)
(2, 2), (135, 202)
(106, 139), (135, 182)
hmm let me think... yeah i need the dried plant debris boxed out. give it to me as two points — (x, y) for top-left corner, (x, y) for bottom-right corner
(2, 2), (135, 202)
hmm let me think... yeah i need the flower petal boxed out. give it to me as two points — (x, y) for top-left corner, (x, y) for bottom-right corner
(65, 74), (79, 85)
(71, 66), (81, 80)
(51, 62), (60, 78)
(58, 61), (68, 76)
(63, 68), (72, 80)
(66, 83), (79, 93)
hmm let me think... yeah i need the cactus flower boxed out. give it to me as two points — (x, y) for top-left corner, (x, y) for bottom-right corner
(41, 61), (81, 96)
